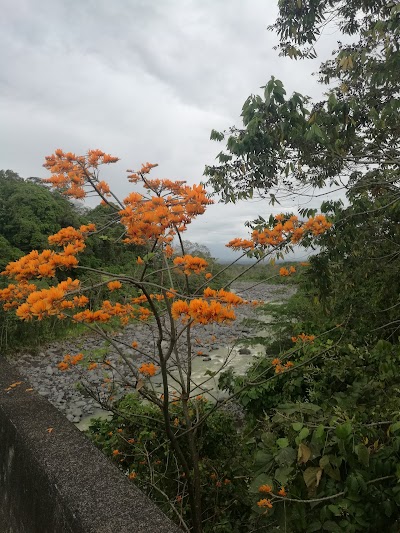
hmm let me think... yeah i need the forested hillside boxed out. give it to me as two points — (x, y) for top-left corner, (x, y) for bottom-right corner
(0, 171), (144, 348)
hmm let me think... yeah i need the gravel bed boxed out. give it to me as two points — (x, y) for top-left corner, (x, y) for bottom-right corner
(8, 282), (296, 423)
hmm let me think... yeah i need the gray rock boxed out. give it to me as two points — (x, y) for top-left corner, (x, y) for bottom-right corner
(238, 348), (251, 355)
(202, 357), (212, 362)
(69, 407), (83, 418)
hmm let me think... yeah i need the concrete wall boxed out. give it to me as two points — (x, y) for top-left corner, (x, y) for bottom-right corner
(0, 357), (179, 533)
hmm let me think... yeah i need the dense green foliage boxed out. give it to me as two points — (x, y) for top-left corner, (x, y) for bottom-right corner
(304, 192), (400, 341)
(89, 395), (255, 533)
(205, 1), (399, 203)
(203, 0), (400, 348)
(198, 1), (400, 529)
(90, 276), (400, 531)
(0, 171), (82, 348)
(0, 170), (81, 253)
(216, 286), (400, 531)
(0, 171), (144, 350)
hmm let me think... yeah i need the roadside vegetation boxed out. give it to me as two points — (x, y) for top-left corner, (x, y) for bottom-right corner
(0, 1), (399, 531)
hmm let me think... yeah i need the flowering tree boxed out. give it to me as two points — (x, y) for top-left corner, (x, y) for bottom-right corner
(0, 149), (332, 532)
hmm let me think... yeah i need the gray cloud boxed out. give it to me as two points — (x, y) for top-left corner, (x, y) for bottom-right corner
(1, 0), (341, 261)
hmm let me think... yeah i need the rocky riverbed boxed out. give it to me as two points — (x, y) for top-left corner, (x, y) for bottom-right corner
(8, 282), (296, 426)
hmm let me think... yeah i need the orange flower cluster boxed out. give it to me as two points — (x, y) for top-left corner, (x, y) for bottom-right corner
(258, 484), (287, 496)
(127, 162), (158, 182)
(107, 280), (122, 291)
(0, 282), (37, 311)
(58, 352), (84, 371)
(48, 224), (95, 246)
(226, 214), (332, 251)
(225, 238), (254, 251)
(279, 266), (296, 276)
(1, 222), (154, 326)
(171, 298), (236, 325)
(171, 287), (246, 325)
(43, 149), (119, 199)
(1, 225), (93, 284)
(271, 358), (294, 374)
(278, 486), (287, 497)
(257, 499), (273, 509)
(3, 249), (75, 282)
(291, 333), (316, 343)
(72, 299), (150, 326)
(119, 178), (213, 246)
(256, 485), (287, 511)
(202, 287), (245, 306)
(173, 255), (208, 275)
(138, 362), (158, 377)
(302, 214), (333, 235)
(5, 279), (85, 321)
(166, 288), (177, 299)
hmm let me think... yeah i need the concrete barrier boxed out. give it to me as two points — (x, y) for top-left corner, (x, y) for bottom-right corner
(0, 357), (179, 532)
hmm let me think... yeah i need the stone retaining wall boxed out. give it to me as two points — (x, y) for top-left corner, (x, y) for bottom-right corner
(0, 357), (179, 533)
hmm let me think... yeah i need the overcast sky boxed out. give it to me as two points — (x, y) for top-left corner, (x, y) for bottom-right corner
(0, 0), (342, 261)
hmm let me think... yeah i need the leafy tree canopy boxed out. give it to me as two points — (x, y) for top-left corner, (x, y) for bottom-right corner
(205, 0), (399, 204)
(0, 170), (81, 252)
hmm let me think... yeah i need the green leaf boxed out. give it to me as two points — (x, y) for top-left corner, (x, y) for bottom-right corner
(391, 3), (400, 15)
(297, 427), (310, 443)
(277, 437), (289, 448)
(255, 450), (273, 466)
(307, 522), (322, 533)
(323, 521), (343, 532)
(320, 455), (330, 469)
(328, 505), (341, 516)
(390, 422), (400, 433)
(314, 424), (325, 440)
(324, 464), (341, 481)
(292, 422), (304, 431)
(300, 403), (321, 414)
(275, 466), (293, 486)
(264, 88), (271, 107)
(276, 446), (297, 466)
(260, 432), (275, 446)
(142, 252), (155, 262)
(249, 473), (274, 494)
(382, 500), (393, 517)
(347, 474), (359, 496)
(356, 444), (370, 467)
(336, 422), (352, 440)
(210, 129), (224, 142)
